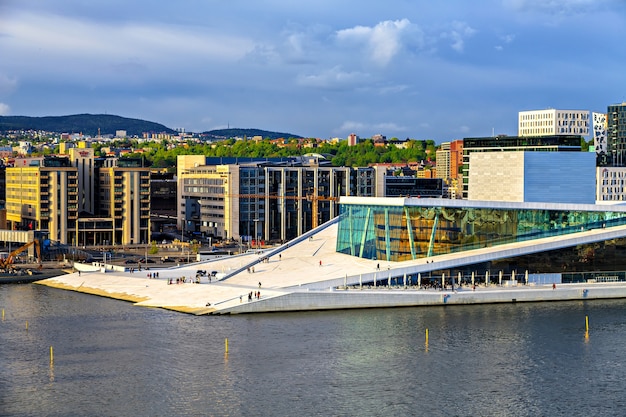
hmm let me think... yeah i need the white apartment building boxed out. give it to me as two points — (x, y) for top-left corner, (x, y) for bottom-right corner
(519, 109), (590, 137)
(596, 167), (626, 203)
(435, 142), (451, 180)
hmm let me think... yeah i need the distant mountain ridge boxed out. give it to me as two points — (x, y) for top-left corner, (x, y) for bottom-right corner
(0, 114), (176, 137)
(202, 128), (302, 140)
(0, 114), (303, 140)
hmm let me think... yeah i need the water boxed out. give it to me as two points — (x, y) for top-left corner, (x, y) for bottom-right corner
(1, 284), (625, 417)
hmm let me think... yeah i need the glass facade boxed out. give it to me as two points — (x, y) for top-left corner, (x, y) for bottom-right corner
(336, 202), (626, 262)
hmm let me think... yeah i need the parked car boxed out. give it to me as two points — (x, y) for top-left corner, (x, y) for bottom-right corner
(124, 259), (138, 264)
(138, 257), (155, 263)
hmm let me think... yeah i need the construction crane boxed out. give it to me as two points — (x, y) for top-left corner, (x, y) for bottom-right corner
(226, 191), (339, 229)
(0, 239), (42, 271)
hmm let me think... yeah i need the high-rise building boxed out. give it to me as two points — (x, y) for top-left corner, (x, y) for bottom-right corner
(607, 103), (626, 167)
(593, 112), (608, 166)
(347, 133), (359, 146)
(5, 148), (150, 246)
(6, 157), (79, 242)
(97, 159), (151, 245)
(435, 142), (451, 180)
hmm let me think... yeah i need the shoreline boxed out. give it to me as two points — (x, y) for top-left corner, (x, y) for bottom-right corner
(35, 271), (626, 315)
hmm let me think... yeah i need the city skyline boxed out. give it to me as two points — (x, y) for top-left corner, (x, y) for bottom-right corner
(0, 0), (624, 141)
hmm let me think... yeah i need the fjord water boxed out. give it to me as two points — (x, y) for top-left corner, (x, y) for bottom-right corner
(1, 284), (625, 417)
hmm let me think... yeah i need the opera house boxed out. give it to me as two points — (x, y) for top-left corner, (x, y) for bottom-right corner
(38, 196), (626, 314)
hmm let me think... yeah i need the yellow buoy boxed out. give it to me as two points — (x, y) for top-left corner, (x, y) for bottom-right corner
(225, 338), (229, 354)
(50, 346), (54, 365)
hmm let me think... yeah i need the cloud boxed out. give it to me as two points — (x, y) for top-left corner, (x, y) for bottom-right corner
(296, 66), (370, 89)
(336, 121), (366, 133)
(0, 74), (18, 94)
(0, 103), (10, 115)
(334, 120), (406, 136)
(503, 0), (619, 15)
(378, 84), (409, 95)
(1, 11), (255, 71)
(372, 122), (407, 132)
(336, 19), (422, 66)
(440, 21), (476, 53)
(495, 33), (515, 51)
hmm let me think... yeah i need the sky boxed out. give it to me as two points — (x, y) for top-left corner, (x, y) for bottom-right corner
(0, 0), (625, 141)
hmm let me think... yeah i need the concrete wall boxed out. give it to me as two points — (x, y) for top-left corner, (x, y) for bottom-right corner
(215, 283), (626, 314)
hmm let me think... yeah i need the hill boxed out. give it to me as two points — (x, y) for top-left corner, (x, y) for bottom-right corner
(0, 114), (176, 137)
(201, 128), (302, 140)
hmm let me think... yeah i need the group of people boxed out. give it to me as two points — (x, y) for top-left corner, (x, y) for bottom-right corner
(242, 291), (261, 302)
(167, 276), (199, 284)
(168, 277), (188, 284)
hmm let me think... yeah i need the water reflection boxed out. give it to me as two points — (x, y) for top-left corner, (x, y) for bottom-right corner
(2, 285), (626, 416)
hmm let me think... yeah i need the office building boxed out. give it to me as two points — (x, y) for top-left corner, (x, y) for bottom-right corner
(5, 149), (150, 246)
(468, 151), (596, 204)
(461, 135), (583, 199)
(435, 142), (451, 181)
(6, 157), (78, 240)
(607, 103), (626, 167)
(519, 109), (590, 137)
(596, 167), (626, 202)
(177, 156), (352, 243)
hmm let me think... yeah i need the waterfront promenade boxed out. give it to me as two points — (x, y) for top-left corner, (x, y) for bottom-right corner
(36, 222), (626, 314)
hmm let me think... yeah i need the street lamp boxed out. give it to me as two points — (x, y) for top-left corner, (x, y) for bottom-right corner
(253, 218), (259, 250)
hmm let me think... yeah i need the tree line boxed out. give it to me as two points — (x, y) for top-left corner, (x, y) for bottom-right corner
(92, 138), (439, 169)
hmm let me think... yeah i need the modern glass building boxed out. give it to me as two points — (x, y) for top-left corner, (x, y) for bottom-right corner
(608, 103), (626, 167)
(336, 197), (626, 262)
(461, 134), (583, 198)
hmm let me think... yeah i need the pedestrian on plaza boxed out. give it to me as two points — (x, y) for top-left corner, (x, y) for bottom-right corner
(258, 282), (262, 288)
(319, 260), (322, 267)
